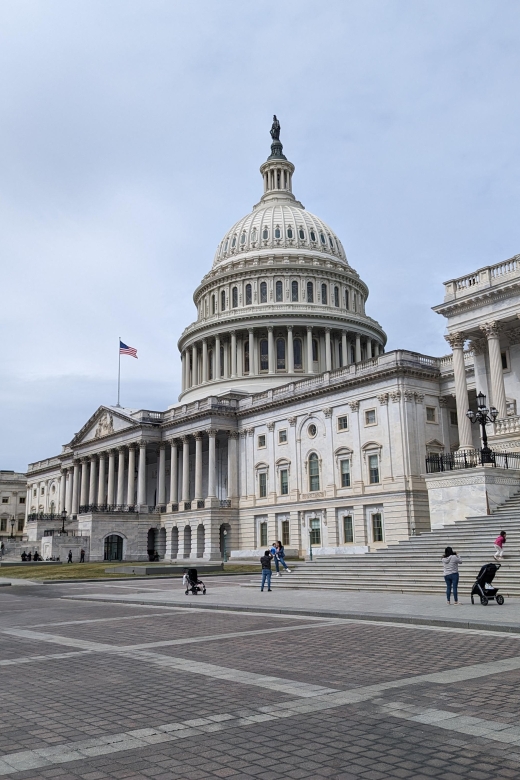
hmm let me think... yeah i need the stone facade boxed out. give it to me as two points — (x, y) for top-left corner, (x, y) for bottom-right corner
(24, 126), (520, 558)
(0, 470), (27, 540)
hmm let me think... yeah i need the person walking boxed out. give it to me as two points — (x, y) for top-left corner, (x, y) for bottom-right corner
(442, 546), (462, 605)
(493, 531), (506, 561)
(272, 541), (291, 577)
(67, 550), (73, 563)
(80, 549), (85, 563)
(260, 549), (273, 592)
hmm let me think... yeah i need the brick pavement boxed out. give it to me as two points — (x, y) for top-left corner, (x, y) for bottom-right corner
(2, 583), (520, 778)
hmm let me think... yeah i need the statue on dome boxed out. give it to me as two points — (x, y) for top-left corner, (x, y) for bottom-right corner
(270, 115), (281, 141)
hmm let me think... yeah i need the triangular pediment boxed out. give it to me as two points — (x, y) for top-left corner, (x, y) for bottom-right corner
(70, 406), (140, 447)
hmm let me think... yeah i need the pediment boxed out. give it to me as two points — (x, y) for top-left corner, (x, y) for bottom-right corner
(70, 406), (139, 447)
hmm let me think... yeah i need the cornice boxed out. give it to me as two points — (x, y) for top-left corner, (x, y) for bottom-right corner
(433, 278), (520, 318)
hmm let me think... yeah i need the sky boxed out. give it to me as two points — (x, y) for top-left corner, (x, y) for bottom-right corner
(2, 0), (520, 471)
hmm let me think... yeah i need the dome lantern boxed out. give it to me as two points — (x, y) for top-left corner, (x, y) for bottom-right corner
(259, 115), (296, 205)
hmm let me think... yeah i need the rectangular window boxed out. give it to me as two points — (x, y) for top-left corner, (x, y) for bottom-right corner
(258, 434), (266, 448)
(372, 513), (384, 542)
(365, 409), (376, 426)
(340, 460), (351, 487)
(450, 411), (458, 426)
(280, 469), (288, 495)
(501, 351), (509, 370)
(33, 489), (37, 497)
(426, 406), (437, 423)
(368, 454), (379, 484)
(278, 429), (287, 443)
(309, 518), (321, 545)
(0, 519), (6, 532)
(260, 521), (268, 546)
(19, 497), (26, 504)
(1, 497), (8, 504)
(281, 519), (290, 546)
(41, 487), (45, 495)
(337, 415), (349, 431)
(259, 472), (267, 498)
(17, 519), (24, 532)
(343, 515), (354, 544)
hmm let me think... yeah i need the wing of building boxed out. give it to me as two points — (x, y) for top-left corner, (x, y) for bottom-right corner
(23, 123), (520, 563)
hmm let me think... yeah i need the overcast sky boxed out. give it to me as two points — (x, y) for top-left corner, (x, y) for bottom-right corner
(2, 0), (520, 471)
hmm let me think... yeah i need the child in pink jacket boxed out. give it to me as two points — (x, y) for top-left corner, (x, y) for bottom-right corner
(493, 531), (506, 560)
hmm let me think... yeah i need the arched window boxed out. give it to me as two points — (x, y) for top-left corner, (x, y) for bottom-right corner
(321, 283), (328, 305)
(287, 227), (293, 239)
(307, 281), (314, 302)
(224, 239), (228, 252)
(220, 345), (225, 376)
(291, 280), (299, 302)
(240, 232), (246, 245)
(221, 290), (226, 311)
(251, 227), (257, 242)
(310, 230), (316, 242)
(262, 227), (269, 240)
(345, 289), (349, 309)
(211, 295), (216, 315)
(260, 281), (267, 303)
(245, 283), (252, 305)
(244, 341), (250, 374)
(232, 287), (238, 308)
(312, 338), (319, 362)
(274, 227), (281, 239)
(275, 280), (283, 302)
(208, 350), (213, 380)
(329, 235), (334, 248)
(299, 227), (305, 240)
(293, 338), (303, 370)
(309, 453), (320, 492)
(320, 232), (326, 245)
(260, 339), (269, 371)
(231, 235), (237, 248)
(276, 338), (286, 370)
(334, 286), (339, 307)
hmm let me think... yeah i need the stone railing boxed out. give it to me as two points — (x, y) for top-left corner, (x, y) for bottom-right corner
(494, 416), (520, 436)
(164, 396), (238, 421)
(443, 254), (520, 302)
(438, 349), (474, 375)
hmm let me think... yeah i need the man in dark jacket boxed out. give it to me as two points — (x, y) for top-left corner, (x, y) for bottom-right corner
(260, 550), (273, 592)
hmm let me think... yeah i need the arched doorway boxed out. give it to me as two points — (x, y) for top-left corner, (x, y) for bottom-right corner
(183, 526), (192, 558)
(171, 527), (179, 559)
(104, 535), (123, 561)
(147, 528), (156, 560)
(219, 523), (231, 561)
(196, 525), (205, 558)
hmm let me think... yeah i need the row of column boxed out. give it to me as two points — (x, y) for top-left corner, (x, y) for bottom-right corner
(446, 322), (507, 450)
(181, 327), (382, 391)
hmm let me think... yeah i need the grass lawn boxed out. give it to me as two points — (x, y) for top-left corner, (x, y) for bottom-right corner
(1, 562), (260, 581)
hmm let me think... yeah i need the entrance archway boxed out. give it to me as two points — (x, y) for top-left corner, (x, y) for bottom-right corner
(219, 523), (231, 561)
(196, 524), (205, 558)
(104, 535), (123, 561)
(147, 528), (156, 560)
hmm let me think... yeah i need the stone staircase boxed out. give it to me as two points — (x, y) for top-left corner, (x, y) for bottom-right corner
(272, 491), (520, 597)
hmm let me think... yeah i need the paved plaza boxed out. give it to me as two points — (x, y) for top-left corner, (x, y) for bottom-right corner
(3, 577), (520, 779)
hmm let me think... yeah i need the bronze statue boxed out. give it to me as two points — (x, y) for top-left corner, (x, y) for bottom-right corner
(270, 115), (280, 141)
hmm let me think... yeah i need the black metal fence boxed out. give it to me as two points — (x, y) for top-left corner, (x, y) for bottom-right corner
(79, 504), (136, 514)
(426, 449), (520, 473)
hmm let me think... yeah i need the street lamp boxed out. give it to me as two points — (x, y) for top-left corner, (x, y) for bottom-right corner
(10, 518), (15, 538)
(466, 391), (498, 464)
(222, 529), (228, 563)
(61, 509), (67, 535)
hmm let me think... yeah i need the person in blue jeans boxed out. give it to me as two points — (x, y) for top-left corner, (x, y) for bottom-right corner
(260, 550), (273, 591)
(271, 541), (292, 576)
(442, 546), (462, 605)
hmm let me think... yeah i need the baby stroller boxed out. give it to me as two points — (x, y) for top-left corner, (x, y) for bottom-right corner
(471, 563), (504, 606)
(183, 568), (206, 596)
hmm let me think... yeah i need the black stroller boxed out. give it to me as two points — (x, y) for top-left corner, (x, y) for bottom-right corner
(183, 568), (206, 596)
(471, 563), (504, 606)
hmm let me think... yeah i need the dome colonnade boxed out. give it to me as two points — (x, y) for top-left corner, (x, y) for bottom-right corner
(178, 121), (387, 401)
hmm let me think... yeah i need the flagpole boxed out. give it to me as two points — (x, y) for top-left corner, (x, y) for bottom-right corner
(116, 336), (121, 407)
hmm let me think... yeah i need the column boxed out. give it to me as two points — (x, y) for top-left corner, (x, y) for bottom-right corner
(191, 344), (198, 386)
(207, 429), (217, 498)
(72, 461), (80, 514)
(169, 440), (178, 505)
(157, 443), (166, 505)
(287, 326), (294, 373)
(230, 331), (237, 378)
(97, 453), (106, 505)
(367, 339), (373, 359)
(215, 335), (221, 379)
(137, 441), (147, 508)
(80, 459), (89, 508)
(194, 433), (203, 501)
(107, 450), (116, 506)
(481, 321), (507, 419)
(66, 468), (73, 515)
(127, 445), (136, 505)
(202, 339), (208, 384)
(181, 436), (190, 503)
(181, 350), (186, 391)
(307, 326), (314, 373)
(60, 471), (67, 512)
(227, 431), (238, 499)
(268, 326), (275, 374)
(248, 329), (256, 375)
(325, 328), (332, 371)
(116, 447), (125, 505)
(355, 333), (361, 363)
(223, 340), (229, 378)
(237, 335), (243, 377)
(445, 333), (474, 450)
(341, 332), (348, 367)
(88, 456), (97, 505)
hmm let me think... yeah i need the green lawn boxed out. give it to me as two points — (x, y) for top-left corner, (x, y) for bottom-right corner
(1, 562), (260, 581)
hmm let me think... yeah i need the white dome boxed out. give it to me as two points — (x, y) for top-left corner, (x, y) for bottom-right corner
(214, 203), (348, 267)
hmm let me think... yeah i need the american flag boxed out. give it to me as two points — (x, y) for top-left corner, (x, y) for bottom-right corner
(119, 341), (138, 359)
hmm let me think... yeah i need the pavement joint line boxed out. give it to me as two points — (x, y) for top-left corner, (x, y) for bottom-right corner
(0, 650), (92, 668)
(61, 594), (520, 638)
(30, 613), (174, 628)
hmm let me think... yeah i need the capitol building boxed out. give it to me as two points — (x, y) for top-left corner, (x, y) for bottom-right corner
(23, 120), (520, 562)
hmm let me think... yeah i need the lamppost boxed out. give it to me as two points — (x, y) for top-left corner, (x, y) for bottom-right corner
(222, 529), (228, 563)
(61, 509), (67, 535)
(10, 518), (15, 538)
(466, 391), (498, 464)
